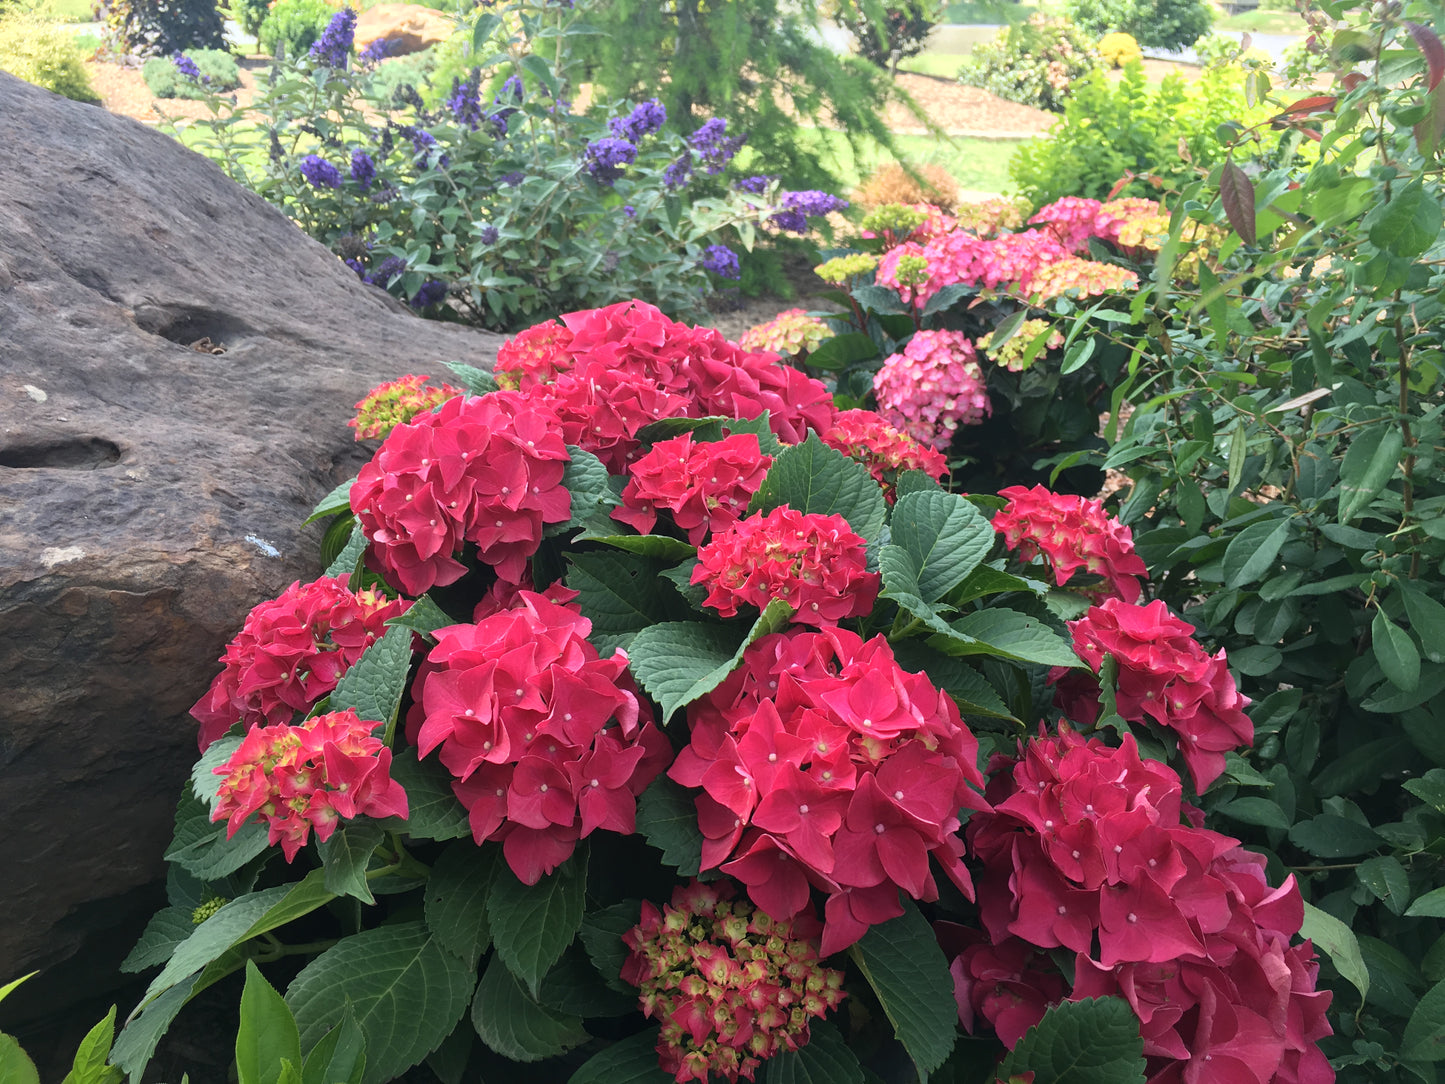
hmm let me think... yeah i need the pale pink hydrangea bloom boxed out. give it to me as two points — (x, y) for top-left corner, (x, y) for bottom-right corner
(873, 329), (990, 450)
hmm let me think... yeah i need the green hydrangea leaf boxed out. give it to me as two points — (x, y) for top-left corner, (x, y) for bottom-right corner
(996, 997), (1145, 1084)
(488, 847), (588, 997)
(763, 1023), (862, 1084)
(635, 776), (704, 877)
(330, 624), (414, 730)
(304, 476), (359, 526)
(318, 823), (384, 905)
(287, 922), (473, 1084)
(580, 901), (643, 995)
(888, 489), (997, 602)
(325, 524), (368, 581)
(1302, 901), (1370, 1002)
(566, 551), (678, 647)
(567, 1029), (672, 1084)
(381, 750), (470, 841)
(424, 844), (497, 969)
(934, 609), (1083, 669)
(386, 594), (457, 637)
(444, 362), (498, 396)
(849, 899), (957, 1075)
(470, 957), (588, 1064)
(237, 961), (302, 1084)
(748, 432), (887, 543)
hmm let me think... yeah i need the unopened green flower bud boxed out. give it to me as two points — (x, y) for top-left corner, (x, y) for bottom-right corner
(192, 897), (228, 925)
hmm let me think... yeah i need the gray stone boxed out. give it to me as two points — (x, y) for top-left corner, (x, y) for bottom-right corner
(0, 72), (503, 1001)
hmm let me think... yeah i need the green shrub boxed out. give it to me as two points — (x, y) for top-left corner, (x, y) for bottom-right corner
(0, 9), (100, 100)
(257, 0), (332, 59)
(141, 45), (239, 97)
(1062, 0), (1212, 52)
(1009, 60), (1269, 204)
(102, 0), (225, 57)
(832, 0), (942, 68)
(956, 15), (1098, 112)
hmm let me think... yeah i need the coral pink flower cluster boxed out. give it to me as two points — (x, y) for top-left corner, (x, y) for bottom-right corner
(349, 390), (571, 595)
(692, 507), (879, 624)
(212, 708), (409, 861)
(621, 880), (846, 1084)
(873, 329), (990, 450)
(191, 574), (410, 750)
(672, 628), (985, 956)
(1058, 598), (1254, 792)
(964, 727), (1332, 1084)
(408, 588), (671, 883)
(349, 374), (463, 441)
(821, 408), (948, 500)
(493, 321), (577, 389)
(992, 484), (1148, 602)
(613, 432), (773, 544)
(497, 301), (837, 472)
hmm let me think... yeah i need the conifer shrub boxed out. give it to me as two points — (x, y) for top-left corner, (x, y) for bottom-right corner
(102, 0), (224, 57)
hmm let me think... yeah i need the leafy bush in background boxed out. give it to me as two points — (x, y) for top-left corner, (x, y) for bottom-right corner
(220, 0), (268, 38)
(102, 0), (224, 57)
(1063, 0), (1212, 52)
(141, 46), (239, 97)
(256, 0), (333, 59)
(1010, 60), (1270, 204)
(956, 16), (1098, 112)
(833, 0), (943, 68)
(0, 8), (100, 100)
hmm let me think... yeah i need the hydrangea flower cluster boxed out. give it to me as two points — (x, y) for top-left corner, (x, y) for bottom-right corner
(348, 391), (571, 594)
(510, 301), (836, 470)
(952, 196), (1027, 238)
(820, 408), (948, 500)
(308, 8), (356, 68)
(191, 575), (409, 750)
(621, 880), (846, 1084)
(673, 627), (986, 955)
(965, 727), (1331, 1083)
(1058, 598), (1254, 791)
(692, 507), (879, 624)
(940, 925), (1067, 1048)
(212, 708), (409, 861)
(349, 373), (463, 441)
(992, 484), (1148, 601)
(812, 253), (877, 285)
(873, 329), (989, 449)
(1028, 195), (1111, 252)
(1026, 257), (1139, 301)
(976, 319), (1063, 373)
(858, 203), (930, 249)
(737, 309), (832, 358)
(876, 229), (1072, 307)
(408, 589), (670, 883)
(613, 432), (772, 545)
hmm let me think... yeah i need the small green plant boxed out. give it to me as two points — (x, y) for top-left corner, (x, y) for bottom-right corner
(256, 0), (332, 59)
(1009, 60), (1271, 204)
(142, 46), (239, 98)
(832, 0), (943, 69)
(101, 0), (225, 57)
(956, 15), (1099, 113)
(0, 974), (122, 1084)
(1062, 0), (1212, 52)
(0, 8), (100, 101)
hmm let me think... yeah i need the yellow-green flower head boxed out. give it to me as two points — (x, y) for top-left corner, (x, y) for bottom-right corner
(814, 252), (878, 284)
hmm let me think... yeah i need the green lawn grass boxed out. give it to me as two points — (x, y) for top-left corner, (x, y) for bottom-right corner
(897, 53), (967, 77)
(1211, 7), (1308, 32)
(789, 127), (1026, 196)
(940, 0), (1036, 24)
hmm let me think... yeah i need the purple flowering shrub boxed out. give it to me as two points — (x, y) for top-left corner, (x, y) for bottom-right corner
(164, 0), (847, 331)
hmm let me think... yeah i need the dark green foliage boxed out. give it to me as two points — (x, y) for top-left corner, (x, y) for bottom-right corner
(834, 0), (942, 68)
(103, 0), (224, 57)
(141, 46), (239, 98)
(572, 0), (905, 193)
(256, 0), (330, 59)
(956, 16), (1099, 113)
(1009, 61), (1266, 204)
(1063, 0), (1213, 52)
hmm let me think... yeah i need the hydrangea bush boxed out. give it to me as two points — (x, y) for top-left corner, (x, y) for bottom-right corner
(167, 0), (846, 331)
(106, 295), (1335, 1084)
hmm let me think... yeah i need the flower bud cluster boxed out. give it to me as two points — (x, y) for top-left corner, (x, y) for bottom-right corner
(349, 374), (463, 440)
(212, 708), (409, 861)
(191, 575), (410, 749)
(992, 484), (1147, 602)
(673, 628), (985, 955)
(409, 589), (671, 883)
(737, 309), (832, 358)
(976, 319), (1063, 373)
(820, 408), (948, 500)
(349, 391), (572, 594)
(621, 880), (846, 1083)
(813, 252), (878, 284)
(1057, 598), (1254, 791)
(873, 329), (989, 450)
(692, 507), (879, 625)
(613, 432), (772, 545)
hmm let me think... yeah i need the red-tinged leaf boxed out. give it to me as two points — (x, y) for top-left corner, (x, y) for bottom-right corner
(1302, 127), (1323, 142)
(1341, 72), (1366, 91)
(1277, 94), (1337, 117)
(1220, 159), (1257, 246)
(1106, 172), (1135, 201)
(1407, 21), (1445, 90)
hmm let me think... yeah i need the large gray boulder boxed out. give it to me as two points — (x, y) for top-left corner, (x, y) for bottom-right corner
(0, 72), (504, 1011)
